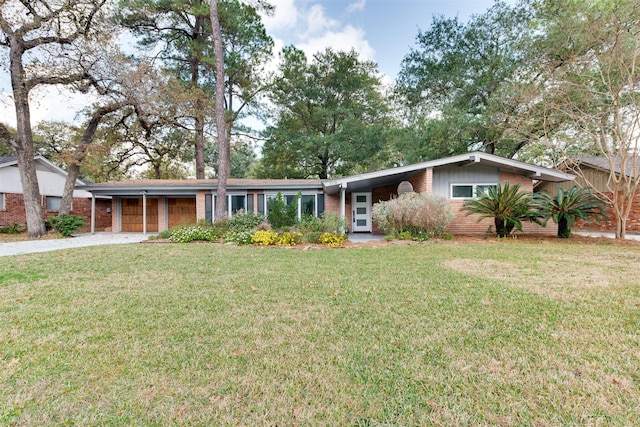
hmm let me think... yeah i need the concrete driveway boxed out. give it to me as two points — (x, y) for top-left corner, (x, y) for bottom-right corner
(0, 233), (150, 257)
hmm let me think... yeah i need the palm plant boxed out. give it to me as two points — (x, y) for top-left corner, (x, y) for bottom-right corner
(534, 186), (608, 238)
(461, 182), (540, 238)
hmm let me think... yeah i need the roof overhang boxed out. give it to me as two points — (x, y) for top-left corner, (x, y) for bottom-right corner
(323, 152), (575, 195)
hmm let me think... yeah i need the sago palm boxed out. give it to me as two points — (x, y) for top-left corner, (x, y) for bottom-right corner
(461, 182), (539, 238)
(535, 186), (608, 238)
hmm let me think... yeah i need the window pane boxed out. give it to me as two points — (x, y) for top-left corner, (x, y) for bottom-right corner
(285, 195), (296, 205)
(205, 194), (212, 222)
(302, 195), (315, 216)
(46, 196), (62, 211)
(452, 185), (473, 198)
(356, 207), (366, 215)
(476, 185), (497, 197)
(356, 219), (367, 226)
(356, 195), (367, 203)
(0, 193), (4, 210)
(231, 195), (245, 214)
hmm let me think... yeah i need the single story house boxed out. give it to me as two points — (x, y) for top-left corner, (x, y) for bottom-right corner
(0, 155), (112, 230)
(77, 152), (574, 235)
(536, 156), (640, 232)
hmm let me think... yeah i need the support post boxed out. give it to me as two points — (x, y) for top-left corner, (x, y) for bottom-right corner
(90, 194), (96, 234)
(340, 184), (347, 233)
(142, 191), (147, 235)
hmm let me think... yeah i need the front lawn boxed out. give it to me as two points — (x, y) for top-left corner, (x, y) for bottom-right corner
(1, 240), (639, 425)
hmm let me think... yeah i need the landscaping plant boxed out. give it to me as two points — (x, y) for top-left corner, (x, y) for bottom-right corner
(372, 192), (454, 238)
(461, 182), (540, 238)
(535, 186), (608, 238)
(46, 214), (85, 237)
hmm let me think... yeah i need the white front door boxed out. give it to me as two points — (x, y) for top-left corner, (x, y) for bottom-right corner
(352, 192), (372, 232)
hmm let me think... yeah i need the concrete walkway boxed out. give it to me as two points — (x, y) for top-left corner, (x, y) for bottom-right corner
(0, 233), (150, 257)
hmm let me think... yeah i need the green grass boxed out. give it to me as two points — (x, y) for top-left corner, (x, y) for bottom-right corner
(1, 240), (639, 425)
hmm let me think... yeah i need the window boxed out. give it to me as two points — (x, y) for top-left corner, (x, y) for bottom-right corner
(46, 196), (62, 211)
(451, 184), (498, 200)
(211, 193), (248, 218)
(265, 192), (320, 220)
(0, 193), (4, 210)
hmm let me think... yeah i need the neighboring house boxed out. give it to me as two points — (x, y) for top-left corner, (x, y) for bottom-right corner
(78, 152), (574, 235)
(0, 156), (112, 230)
(536, 156), (640, 232)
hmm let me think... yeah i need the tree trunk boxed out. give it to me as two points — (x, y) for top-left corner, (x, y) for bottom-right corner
(557, 215), (570, 238)
(9, 38), (46, 237)
(211, 0), (229, 221)
(60, 163), (80, 215)
(195, 115), (206, 179)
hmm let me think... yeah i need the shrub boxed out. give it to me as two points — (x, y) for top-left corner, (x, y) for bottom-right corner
(461, 182), (540, 238)
(304, 231), (324, 244)
(0, 223), (25, 234)
(252, 230), (279, 246)
(267, 192), (299, 229)
(398, 231), (412, 240)
(227, 212), (265, 232)
(319, 232), (345, 247)
(277, 231), (303, 246)
(372, 192), (454, 238)
(46, 214), (85, 237)
(223, 230), (253, 245)
(169, 225), (219, 243)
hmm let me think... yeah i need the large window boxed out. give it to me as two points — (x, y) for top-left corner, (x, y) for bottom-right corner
(46, 196), (62, 211)
(451, 184), (498, 200)
(209, 193), (248, 219)
(265, 192), (321, 220)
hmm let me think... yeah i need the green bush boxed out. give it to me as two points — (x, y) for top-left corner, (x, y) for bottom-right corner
(267, 192), (299, 229)
(169, 225), (220, 243)
(0, 223), (25, 234)
(46, 214), (85, 237)
(372, 192), (454, 238)
(228, 212), (265, 232)
(223, 230), (253, 245)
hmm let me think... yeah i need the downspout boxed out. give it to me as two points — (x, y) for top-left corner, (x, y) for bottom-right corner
(340, 183), (347, 233)
(142, 191), (147, 235)
(90, 194), (96, 234)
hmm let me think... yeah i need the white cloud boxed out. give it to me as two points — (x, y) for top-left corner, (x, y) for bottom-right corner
(261, 0), (298, 32)
(303, 4), (339, 37)
(298, 25), (376, 62)
(347, 0), (366, 13)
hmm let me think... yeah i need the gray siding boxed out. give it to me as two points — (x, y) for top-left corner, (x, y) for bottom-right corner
(432, 165), (499, 198)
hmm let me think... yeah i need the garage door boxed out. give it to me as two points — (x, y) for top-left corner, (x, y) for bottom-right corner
(121, 198), (159, 232)
(167, 197), (196, 229)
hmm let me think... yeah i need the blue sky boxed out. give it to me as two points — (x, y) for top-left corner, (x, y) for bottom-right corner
(262, 0), (510, 80)
(0, 0), (507, 126)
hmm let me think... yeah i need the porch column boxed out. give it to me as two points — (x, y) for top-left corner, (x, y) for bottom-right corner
(340, 183), (347, 233)
(142, 191), (147, 235)
(90, 194), (96, 234)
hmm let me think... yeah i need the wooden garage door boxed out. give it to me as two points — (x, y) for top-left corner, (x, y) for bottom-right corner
(121, 198), (159, 232)
(168, 197), (196, 228)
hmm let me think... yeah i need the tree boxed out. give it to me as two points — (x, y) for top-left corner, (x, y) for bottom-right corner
(535, 186), (608, 238)
(461, 182), (539, 238)
(260, 47), (390, 179)
(396, 1), (536, 160)
(0, 0), (108, 237)
(532, 0), (640, 239)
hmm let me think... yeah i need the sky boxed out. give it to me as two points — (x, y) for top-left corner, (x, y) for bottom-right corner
(0, 0), (506, 128)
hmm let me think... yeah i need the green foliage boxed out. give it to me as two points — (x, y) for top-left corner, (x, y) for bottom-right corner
(319, 232), (346, 247)
(276, 231), (303, 246)
(372, 192), (454, 238)
(267, 192), (299, 229)
(169, 225), (220, 243)
(535, 186), (608, 238)
(46, 214), (85, 237)
(260, 46), (391, 179)
(0, 223), (25, 234)
(397, 231), (412, 240)
(461, 182), (539, 238)
(298, 212), (347, 235)
(228, 211), (265, 232)
(222, 230), (253, 245)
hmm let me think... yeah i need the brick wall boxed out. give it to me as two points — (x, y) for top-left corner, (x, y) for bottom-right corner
(574, 192), (640, 232)
(0, 192), (112, 231)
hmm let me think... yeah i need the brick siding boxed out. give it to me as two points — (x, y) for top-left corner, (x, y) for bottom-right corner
(0, 192), (112, 232)
(574, 192), (640, 232)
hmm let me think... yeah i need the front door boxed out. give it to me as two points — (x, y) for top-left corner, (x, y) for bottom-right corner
(352, 192), (372, 232)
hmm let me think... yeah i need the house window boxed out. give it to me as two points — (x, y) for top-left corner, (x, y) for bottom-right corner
(211, 193), (248, 218)
(46, 196), (62, 211)
(0, 193), (4, 210)
(451, 184), (498, 200)
(265, 192), (320, 220)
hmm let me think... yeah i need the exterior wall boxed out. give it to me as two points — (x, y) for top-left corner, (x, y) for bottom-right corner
(432, 164), (499, 198)
(574, 192), (640, 232)
(158, 196), (167, 231)
(407, 169), (431, 193)
(0, 192), (111, 231)
(196, 191), (207, 221)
